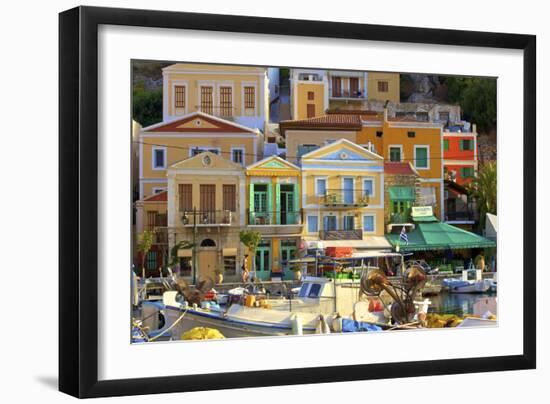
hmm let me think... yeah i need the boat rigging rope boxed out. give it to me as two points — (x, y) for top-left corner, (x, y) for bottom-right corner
(134, 309), (188, 342)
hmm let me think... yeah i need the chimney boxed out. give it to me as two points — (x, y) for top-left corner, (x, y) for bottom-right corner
(383, 100), (389, 122)
(472, 123), (477, 134)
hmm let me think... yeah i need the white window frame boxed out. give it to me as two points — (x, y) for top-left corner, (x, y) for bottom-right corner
(151, 146), (167, 170)
(362, 176), (376, 198)
(414, 145), (430, 170)
(197, 81), (216, 115)
(171, 80), (188, 115)
(216, 82), (235, 117)
(388, 145), (403, 163)
(322, 214), (337, 231)
(241, 82), (257, 115)
(307, 215), (319, 234)
(230, 146), (246, 166)
(341, 176), (355, 203)
(188, 146), (222, 158)
(152, 187), (167, 194)
(342, 215), (355, 230)
(362, 214), (376, 233)
(314, 176), (328, 197)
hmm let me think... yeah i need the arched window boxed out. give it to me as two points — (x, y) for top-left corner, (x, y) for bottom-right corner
(200, 238), (216, 247)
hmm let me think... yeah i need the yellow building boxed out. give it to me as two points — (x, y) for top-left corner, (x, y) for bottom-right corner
(166, 152), (246, 282)
(135, 111), (263, 273)
(290, 69), (400, 120)
(300, 139), (390, 253)
(281, 110), (444, 221)
(162, 63), (269, 133)
(138, 111), (263, 200)
(245, 156), (302, 280)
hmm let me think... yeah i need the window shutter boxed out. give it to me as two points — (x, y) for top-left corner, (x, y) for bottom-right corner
(294, 183), (300, 223)
(275, 183), (281, 224)
(459, 140), (464, 150)
(266, 184), (273, 214)
(249, 184), (255, 215)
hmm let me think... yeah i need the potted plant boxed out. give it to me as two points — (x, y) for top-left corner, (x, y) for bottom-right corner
(290, 263), (303, 281)
(214, 268), (224, 285)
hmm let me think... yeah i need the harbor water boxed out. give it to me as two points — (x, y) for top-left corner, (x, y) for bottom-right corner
(428, 291), (497, 317)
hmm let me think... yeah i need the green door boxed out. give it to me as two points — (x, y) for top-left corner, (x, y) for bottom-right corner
(279, 184), (296, 224)
(254, 240), (271, 281)
(281, 241), (297, 280)
(252, 184), (269, 224)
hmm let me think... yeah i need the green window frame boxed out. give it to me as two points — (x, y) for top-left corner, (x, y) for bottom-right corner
(414, 146), (429, 169)
(460, 139), (474, 151)
(389, 147), (401, 162)
(460, 167), (475, 178)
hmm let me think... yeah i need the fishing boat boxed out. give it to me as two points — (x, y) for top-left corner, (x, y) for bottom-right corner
(156, 254), (433, 340)
(442, 278), (492, 293)
(161, 276), (390, 338)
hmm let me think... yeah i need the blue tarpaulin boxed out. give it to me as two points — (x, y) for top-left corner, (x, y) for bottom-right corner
(342, 318), (382, 332)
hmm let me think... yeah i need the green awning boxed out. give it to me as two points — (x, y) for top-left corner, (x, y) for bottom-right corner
(388, 186), (415, 201)
(412, 215), (438, 222)
(386, 221), (496, 251)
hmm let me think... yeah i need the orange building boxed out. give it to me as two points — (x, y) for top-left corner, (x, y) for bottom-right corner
(443, 127), (478, 185)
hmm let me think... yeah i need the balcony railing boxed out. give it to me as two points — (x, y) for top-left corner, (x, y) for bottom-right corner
(321, 189), (369, 207)
(180, 210), (233, 226)
(248, 210), (302, 225)
(445, 210), (475, 222)
(389, 212), (411, 224)
(329, 89), (365, 99)
(319, 229), (363, 240)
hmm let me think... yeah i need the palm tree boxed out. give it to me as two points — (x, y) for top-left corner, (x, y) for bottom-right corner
(167, 240), (194, 272)
(239, 230), (262, 281)
(137, 230), (155, 278)
(468, 161), (497, 231)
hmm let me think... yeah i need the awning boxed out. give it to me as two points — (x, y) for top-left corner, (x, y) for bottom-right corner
(386, 221), (496, 251)
(222, 248), (237, 256)
(351, 250), (399, 259)
(388, 186), (415, 201)
(177, 249), (192, 257)
(317, 236), (391, 249)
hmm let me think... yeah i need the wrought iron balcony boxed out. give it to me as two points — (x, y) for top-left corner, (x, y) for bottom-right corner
(329, 88), (365, 99)
(248, 210), (302, 225)
(319, 229), (363, 240)
(180, 210), (233, 226)
(321, 189), (369, 207)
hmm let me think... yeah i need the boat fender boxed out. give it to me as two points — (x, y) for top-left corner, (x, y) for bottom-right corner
(315, 314), (331, 334)
(291, 314), (303, 336)
(331, 313), (343, 333)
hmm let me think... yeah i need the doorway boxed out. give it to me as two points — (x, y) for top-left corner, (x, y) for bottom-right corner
(279, 184), (295, 224)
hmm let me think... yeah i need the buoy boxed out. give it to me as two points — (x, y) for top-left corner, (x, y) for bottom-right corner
(291, 314), (303, 335)
(181, 327), (225, 340)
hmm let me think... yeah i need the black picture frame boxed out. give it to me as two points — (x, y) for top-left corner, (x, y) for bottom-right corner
(59, 6), (536, 398)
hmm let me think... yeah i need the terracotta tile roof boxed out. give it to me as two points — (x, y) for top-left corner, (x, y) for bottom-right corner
(384, 162), (418, 176)
(327, 110), (380, 116)
(143, 190), (167, 202)
(279, 114), (362, 135)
